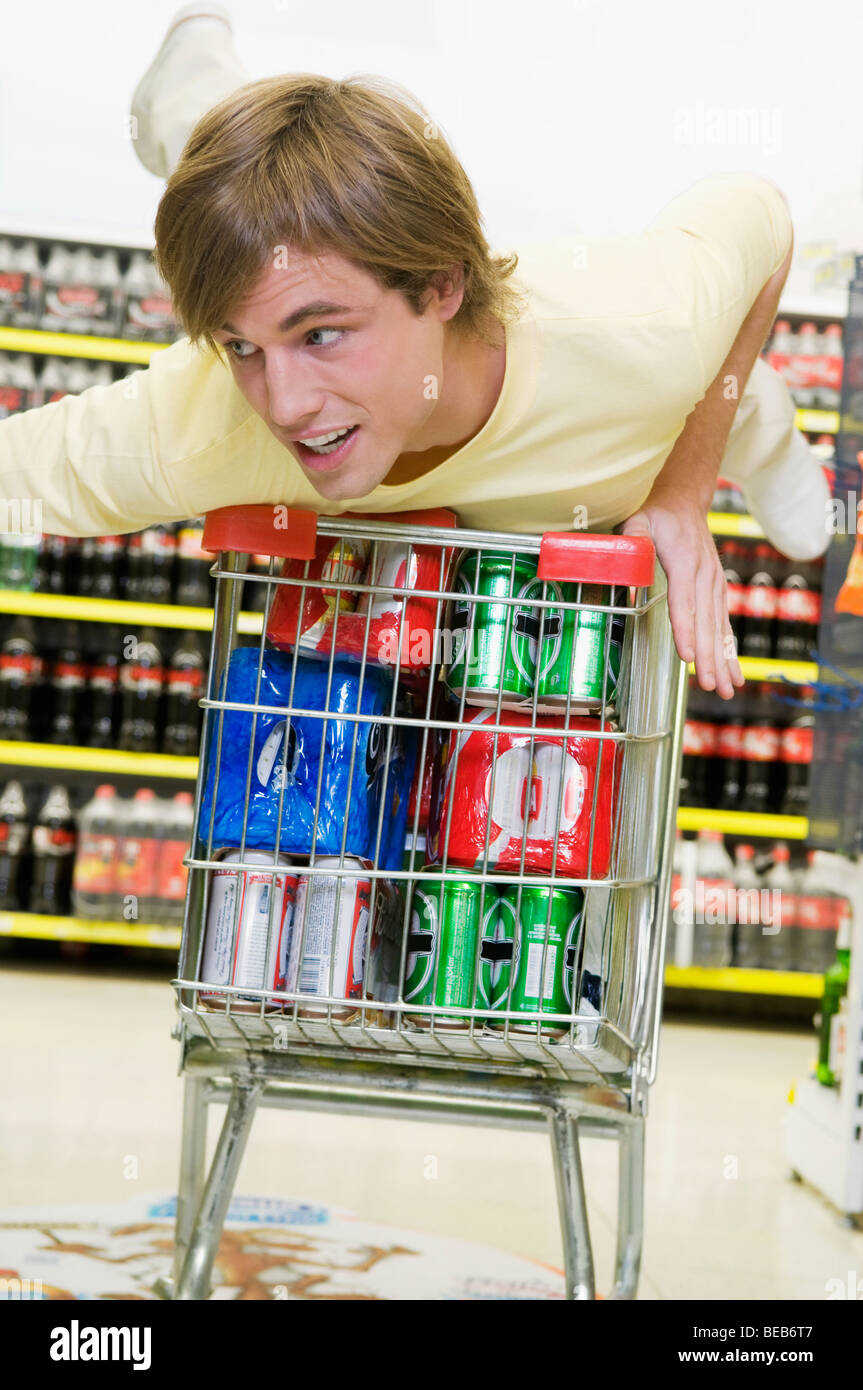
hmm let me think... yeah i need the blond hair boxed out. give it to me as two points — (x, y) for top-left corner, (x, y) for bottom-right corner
(154, 72), (528, 352)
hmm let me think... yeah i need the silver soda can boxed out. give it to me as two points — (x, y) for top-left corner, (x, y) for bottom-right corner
(287, 857), (372, 1019)
(199, 850), (297, 1012)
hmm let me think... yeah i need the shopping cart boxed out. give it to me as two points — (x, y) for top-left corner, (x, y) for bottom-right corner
(160, 505), (686, 1301)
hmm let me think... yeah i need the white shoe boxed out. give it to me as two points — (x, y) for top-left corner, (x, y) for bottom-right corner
(741, 429), (832, 561)
(130, 4), (246, 178)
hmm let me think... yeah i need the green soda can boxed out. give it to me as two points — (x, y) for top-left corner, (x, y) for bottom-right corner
(493, 884), (585, 1034)
(445, 550), (540, 706)
(535, 581), (625, 712)
(403, 874), (499, 1028)
(478, 895), (515, 1016)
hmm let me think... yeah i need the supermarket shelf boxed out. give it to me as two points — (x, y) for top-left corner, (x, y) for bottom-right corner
(0, 326), (169, 365)
(0, 910), (180, 949)
(0, 916), (822, 980)
(676, 807), (808, 839)
(795, 408), (839, 435)
(807, 816), (843, 841)
(737, 656), (818, 684)
(686, 656), (819, 685)
(0, 345), (836, 416)
(664, 965), (822, 998)
(0, 590), (264, 636)
(707, 511), (766, 539)
(0, 611), (820, 684)
(0, 741), (197, 780)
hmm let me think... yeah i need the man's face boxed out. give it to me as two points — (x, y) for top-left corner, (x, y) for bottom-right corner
(212, 248), (459, 501)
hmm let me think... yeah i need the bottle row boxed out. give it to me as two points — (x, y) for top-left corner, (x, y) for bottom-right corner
(0, 619), (207, 755)
(717, 539), (824, 662)
(0, 352), (136, 418)
(669, 830), (851, 974)
(0, 780), (193, 924)
(763, 320), (844, 410)
(680, 686), (812, 817)
(0, 522), (276, 611)
(0, 237), (178, 341)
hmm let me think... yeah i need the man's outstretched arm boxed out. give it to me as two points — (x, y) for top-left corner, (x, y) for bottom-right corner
(622, 207), (793, 699)
(0, 338), (255, 536)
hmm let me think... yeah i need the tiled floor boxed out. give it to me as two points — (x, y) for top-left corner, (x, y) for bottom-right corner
(3, 954), (862, 1299)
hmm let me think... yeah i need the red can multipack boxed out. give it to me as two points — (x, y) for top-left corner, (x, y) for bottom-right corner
(427, 708), (620, 879)
(266, 510), (456, 671)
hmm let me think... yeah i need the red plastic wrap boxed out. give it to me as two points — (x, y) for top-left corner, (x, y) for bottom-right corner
(266, 533), (454, 671)
(427, 708), (620, 878)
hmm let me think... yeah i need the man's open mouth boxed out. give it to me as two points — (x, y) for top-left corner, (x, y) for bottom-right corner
(295, 425), (360, 462)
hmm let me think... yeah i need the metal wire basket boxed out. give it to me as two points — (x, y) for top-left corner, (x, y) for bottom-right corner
(162, 505), (685, 1301)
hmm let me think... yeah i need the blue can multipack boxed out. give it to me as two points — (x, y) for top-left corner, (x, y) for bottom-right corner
(198, 648), (417, 869)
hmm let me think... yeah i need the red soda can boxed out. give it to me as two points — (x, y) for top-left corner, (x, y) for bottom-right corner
(428, 709), (619, 879)
(199, 850), (298, 1012)
(267, 510), (456, 670)
(266, 535), (370, 658)
(356, 541), (450, 670)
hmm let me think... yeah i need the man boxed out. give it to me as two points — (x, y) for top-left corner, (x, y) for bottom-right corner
(0, 6), (829, 703)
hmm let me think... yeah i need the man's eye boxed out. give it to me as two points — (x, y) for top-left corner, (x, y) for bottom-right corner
(227, 340), (258, 360)
(305, 327), (343, 347)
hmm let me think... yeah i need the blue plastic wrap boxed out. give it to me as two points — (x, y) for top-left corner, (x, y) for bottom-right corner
(199, 648), (417, 868)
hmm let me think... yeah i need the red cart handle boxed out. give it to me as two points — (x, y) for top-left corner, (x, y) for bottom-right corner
(202, 505), (318, 559)
(538, 532), (655, 587)
(202, 504), (457, 558)
(202, 506), (654, 586)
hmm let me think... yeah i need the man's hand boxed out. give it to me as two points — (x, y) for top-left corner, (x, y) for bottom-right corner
(621, 491), (744, 699)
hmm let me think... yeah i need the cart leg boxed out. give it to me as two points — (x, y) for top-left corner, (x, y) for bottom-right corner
(171, 1075), (209, 1286)
(549, 1108), (595, 1300)
(610, 1116), (644, 1300)
(173, 1077), (263, 1301)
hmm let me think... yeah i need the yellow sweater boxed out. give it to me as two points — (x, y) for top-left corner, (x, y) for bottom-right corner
(0, 173), (794, 537)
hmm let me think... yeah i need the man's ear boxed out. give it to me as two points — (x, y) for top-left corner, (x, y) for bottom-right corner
(422, 264), (466, 319)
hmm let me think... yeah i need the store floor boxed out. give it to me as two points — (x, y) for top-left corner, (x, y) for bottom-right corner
(4, 954), (862, 1300)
